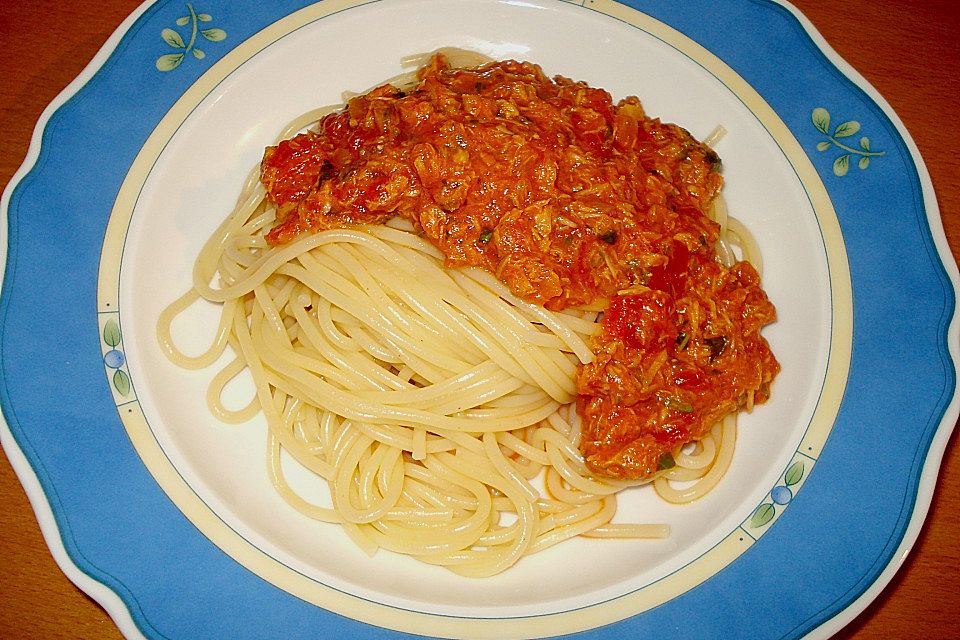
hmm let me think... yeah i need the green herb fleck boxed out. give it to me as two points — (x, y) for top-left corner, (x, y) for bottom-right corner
(479, 228), (493, 244)
(665, 397), (694, 413)
(658, 452), (676, 470)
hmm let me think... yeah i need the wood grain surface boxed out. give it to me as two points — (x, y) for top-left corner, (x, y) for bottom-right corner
(1, 1), (957, 638)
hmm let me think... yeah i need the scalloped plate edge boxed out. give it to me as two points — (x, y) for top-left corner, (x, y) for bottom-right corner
(0, 1), (957, 640)
(772, 2), (960, 637)
(0, 1), (155, 638)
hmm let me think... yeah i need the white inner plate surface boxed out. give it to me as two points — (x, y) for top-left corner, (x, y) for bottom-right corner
(119, 0), (831, 619)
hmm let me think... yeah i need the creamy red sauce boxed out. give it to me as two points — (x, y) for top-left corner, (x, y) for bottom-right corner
(260, 54), (780, 480)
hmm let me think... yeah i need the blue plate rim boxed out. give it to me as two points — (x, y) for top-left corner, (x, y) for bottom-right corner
(1, 1), (957, 638)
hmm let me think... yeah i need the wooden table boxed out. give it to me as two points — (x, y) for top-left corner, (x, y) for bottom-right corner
(1, 1), (957, 638)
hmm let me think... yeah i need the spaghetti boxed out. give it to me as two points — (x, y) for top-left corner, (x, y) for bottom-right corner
(157, 52), (776, 576)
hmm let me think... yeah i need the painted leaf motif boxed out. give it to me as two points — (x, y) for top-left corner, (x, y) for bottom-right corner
(816, 141), (831, 152)
(750, 503), (776, 528)
(860, 136), (871, 151)
(198, 13), (213, 21)
(176, 16), (189, 26)
(102, 319), (122, 347)
(859, 156), (871, 170)
(201, 28), (227, 42)
(784, 460), (805, 486)
(811, 107), (830, 134)
(193, 48), (206, 59)
(833, 120), (861, 138)
(833, 154), (850, 176)
(162, 28), (185, 48)
(113, 369), (131, 396)
(156, 53), (184, 71)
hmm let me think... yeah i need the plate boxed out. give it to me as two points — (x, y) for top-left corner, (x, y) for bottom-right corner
(1, 1), (956, 639)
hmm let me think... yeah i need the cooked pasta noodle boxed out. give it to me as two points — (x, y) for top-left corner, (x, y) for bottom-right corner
(157, 58), (767, 576)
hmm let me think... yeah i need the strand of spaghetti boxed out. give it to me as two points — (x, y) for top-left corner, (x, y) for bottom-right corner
(254, 331), (558, 431)
(234, 165), (263, 204)
(286, 322), (411, 393)
(371, 227), (589, 386)
(359, 466), (493, 554)
(543, 466), (602, 507)
(290, 301), (417, 392)
(255, 282), (296, 348)
(205, 352), (259, 423)
(424, 428), (487, 455)
(540, 413), (645, 492)
(229, 299), (347, 484)
(352, 422), (456, 456)
(444, 270), (581, 396)
(156, 290), (236, 368)
(336, 242), (487, 363)
(337, 242), (565, 391)
(370, 227), (597, 364)
(394, 272), (575, 402)
(192, 188), (267, 290)
(674, 434), (718, 470)
(496, 430), (551, 466)
(482, 432), (540, 503)
(654, 415), (738, 503)
(726, 216), (764, 276)
(418, 451), (538, 577)
(286, 338), (399, 394)
(410, 427), (427, 461)
(374, 440), (400, 498)
(259, 348), (561, 431)
(538, 431), (630, 497)
(402, 465), (480, 510)
(269, 409), (338, 480)
(324, 309), (402, 363)
(362, 250), (575, 399)
(194, 227), (418, 302)
(581, 523), (671, 539)
(350, 362), (520, 409)
(528, 497), (617, 554)
(408, 376), (529, 416)
(381, 273), (548, 392)
(279, 259), (472, 381)
(322, 417), (365, 471)
(223, 229), (267, 270)
(323, 242), (467, 361)
(381, 507), (455, 522)
(438, 271), (576, 392)
(459, 267), (597, 364)
(267, 430), (340, 523)
(333, 432), (406, 524)
(230, 298), (284, 429)
(475, 520), (526, 547)
(388, 478), (437, 510)
(660, 464), (714, 483)
(312, 296), (358, 351)
(710, 196), (735, 267)
(293, 403), (325, 452)
(275, 106), (339, 141)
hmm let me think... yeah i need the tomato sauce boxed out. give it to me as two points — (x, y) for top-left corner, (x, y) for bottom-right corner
(260, 54), (780, 480)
